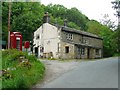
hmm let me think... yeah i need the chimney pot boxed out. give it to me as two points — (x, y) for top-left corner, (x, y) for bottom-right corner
(64, 19), (67, 27)
(43, 12), (50, 23)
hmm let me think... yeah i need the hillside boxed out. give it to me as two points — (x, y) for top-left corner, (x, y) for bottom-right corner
(2, 2), (119, 57)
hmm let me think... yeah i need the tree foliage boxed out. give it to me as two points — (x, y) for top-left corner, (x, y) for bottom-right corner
(111, 0), (120, 54)
(2, 2), (118, 57)
(111, 0), (120, 17)
(65, 7), (89, 31)
(87, 20), (102, 35)
(44, 4), (89, 31)
(100, 14), (117, 30)
(87, 20), (115, 57)
(2, 2), (44, 41)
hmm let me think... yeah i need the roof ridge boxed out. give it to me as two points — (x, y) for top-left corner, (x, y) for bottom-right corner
(49, 23), (102, 39)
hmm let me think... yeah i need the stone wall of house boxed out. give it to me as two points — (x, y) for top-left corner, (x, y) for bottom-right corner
(33, 23), (103, 59)
(81, 47), (88, 59)
(89, 48), (95, 59)
(95, 48), (103, 58)
(61, 31), (103, 49)
(88, 37), (103, 48)
(61, 30), (103, 59)
(59, 41), (75, 59)
(74, 45), (88, 59)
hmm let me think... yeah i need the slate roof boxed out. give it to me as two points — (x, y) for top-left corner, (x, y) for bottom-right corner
(52, 23), (102, 40)
(61, 26), (102, 40)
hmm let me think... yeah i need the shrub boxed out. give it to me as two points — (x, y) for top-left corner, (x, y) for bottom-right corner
(26, 55), (37, 62)
(114, 53), (120, 56)
(1, 49), (45, 89)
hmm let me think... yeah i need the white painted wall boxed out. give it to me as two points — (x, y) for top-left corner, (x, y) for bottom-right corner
(43, 23), (60, 58)
(33, 25), (43, 57)
(33, 23), (61, 58)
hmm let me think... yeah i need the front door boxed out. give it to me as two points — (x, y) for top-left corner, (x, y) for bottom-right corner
(76, 46), (81, 59)
(35, 47), (38, 57)
(87, 48), (90, 59)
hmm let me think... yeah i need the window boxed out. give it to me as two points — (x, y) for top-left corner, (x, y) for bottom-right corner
(81, 48), (85, 55)
(96, 49), (99, 55)
(65, 46), (69, 53)
(66, 33), (73, 40)
(81, 36), (87, 44)
(84, 40), (87, 44)
(40, 47), (44, 52)
(36, 35), (39, 39)
(78, 47), (85, 55)
(16, 39), (20, 50)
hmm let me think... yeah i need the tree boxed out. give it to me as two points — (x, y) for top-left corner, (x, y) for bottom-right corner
(68, 22), (80, 30)
(44, 4), (67, 19)
(111, 0), (120, 28)
(87, 20), (102, 35)
(44, 4), (89, 30)
(100, 25), (115, 57)
(65, 7), (89, 31)
(2, 2), (45, 41)
(111, 0), (120, 54)
(87, 20), (115, 57)
(100, 14), (117, 30)
(2, 2), (117, 57)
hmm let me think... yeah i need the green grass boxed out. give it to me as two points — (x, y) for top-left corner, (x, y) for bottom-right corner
(1, 49), (45, 89)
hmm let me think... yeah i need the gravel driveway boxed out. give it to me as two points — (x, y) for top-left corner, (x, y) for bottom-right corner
(32, 59), (83, 88)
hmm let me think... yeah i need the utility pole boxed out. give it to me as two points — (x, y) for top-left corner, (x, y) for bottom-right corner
(117, 1), (120, 28)
(8, 1), (11, 49)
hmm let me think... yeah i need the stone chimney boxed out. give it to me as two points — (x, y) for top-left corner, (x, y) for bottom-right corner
(43, 12), (50, 23)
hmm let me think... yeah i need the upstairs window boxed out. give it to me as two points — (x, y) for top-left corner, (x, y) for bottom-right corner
(81, 36), (87, 44)
(66, 33), (73, 40)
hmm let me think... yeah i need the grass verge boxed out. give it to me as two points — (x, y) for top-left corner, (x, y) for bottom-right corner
(1, 49), (45, 89)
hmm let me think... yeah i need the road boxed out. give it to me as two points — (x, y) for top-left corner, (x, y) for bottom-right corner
(42, 57), (119, 88)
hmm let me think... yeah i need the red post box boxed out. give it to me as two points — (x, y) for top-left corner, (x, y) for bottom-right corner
(24, 41), (30, 49)
(10, 32), (22, 51)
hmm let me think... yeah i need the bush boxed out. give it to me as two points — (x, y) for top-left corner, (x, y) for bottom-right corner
(1, 49), (45, 89)
(114, 53), (120, 56)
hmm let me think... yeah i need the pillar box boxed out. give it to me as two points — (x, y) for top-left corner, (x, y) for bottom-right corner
(24, 41), (30, 49)
(10, 32), (22, 51)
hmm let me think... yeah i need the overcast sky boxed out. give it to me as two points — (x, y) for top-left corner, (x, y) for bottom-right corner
(41, 0), (117, 24)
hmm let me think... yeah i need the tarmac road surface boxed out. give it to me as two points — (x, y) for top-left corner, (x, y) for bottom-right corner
(42, 57), (119, 88)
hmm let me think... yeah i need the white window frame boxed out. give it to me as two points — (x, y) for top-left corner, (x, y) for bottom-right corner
(66, 33), (73, 40)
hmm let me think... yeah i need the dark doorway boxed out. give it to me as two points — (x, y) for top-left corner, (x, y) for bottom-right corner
(65, 46), (69, 53)
(87, 48), (90, 59)
(35, 47), (38, 57)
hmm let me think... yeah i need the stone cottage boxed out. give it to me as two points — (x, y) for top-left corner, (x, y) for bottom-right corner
(33, 13), (103, 59)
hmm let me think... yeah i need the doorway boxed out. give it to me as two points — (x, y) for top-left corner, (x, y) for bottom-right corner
(87, 48), (90, 59)
(35, 47), (38, 57)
